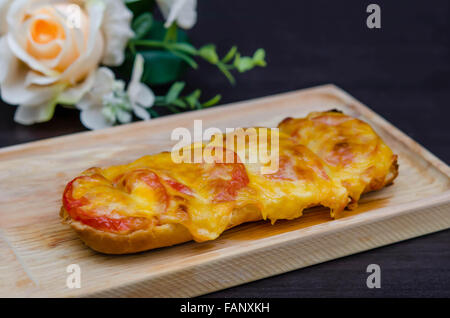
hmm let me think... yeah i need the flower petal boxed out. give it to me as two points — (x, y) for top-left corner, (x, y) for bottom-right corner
(133, 105), (150, 120)
(128, 54), (155, 108)
(24, 71), (59, 86)
(0, 35), (13, 83)
(129, 82), (155, 108)
(76, 97), (94, 111)
(75, 67), (115, 110)
(173, 0), (197, 29)
(157, 0), (197, 29)
(57, 70), (96, 105)
(116, 109), (132, 124)
(0, 0), (11, 36)
(101, 0), (134, 66)
(5, 0), (58, 76)
(1, 55), (62, 127)
(7, 33), (58, 77)
(90, 67), (116, 96)
(14, 101), (57, 125)
(129, 54), (145, 86)
(80, 107), (114, 130)
(0, 50), (63, 107)
(156, 0), (172, 22)
(58, 0), (105, 84)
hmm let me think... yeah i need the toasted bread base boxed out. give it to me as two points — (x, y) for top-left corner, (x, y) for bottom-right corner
(61, 158), (398, 255)
(60, 204), (262, 254)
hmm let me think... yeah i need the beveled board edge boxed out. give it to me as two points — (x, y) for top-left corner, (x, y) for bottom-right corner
(82, 192), (450, 297)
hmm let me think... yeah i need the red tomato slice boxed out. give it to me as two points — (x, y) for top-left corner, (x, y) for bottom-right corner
(162, 176), (194, 196)
(265, 156), (297, 181)
(203, 147), (249, 203)
(212, 162), (249, 203)
(62, 175), (152, 233)
(265, 152), (330, 182)
(62, 176), (91, 211)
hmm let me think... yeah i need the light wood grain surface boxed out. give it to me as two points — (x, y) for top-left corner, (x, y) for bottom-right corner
(0, 85), (449, 297)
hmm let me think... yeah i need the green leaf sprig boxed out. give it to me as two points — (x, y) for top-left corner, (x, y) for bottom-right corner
(128, 18), (266, 85)
(150, 82), (221, 117)
(197, 45), (266, 85)
(124, 4), (267, 119)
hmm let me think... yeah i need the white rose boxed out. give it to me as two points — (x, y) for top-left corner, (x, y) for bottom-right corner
(156, 0), (197, 29)
(0, 0), (134, 125)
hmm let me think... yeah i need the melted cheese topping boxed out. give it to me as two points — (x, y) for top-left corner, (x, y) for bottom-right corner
(67, 151), (248, 241)
(278, 111), (398, 205)
(209, 129), (348, 220)
(63, 112), (397, 240)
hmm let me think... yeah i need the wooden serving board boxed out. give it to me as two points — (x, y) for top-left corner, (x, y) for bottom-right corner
(0, 85), (449, 297)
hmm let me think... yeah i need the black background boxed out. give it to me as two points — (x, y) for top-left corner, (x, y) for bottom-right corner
(1, 0), (449, 297)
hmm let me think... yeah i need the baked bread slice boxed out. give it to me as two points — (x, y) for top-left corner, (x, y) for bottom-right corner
(61, 112), (398, 254)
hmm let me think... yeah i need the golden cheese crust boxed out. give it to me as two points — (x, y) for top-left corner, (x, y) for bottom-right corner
(61, 111), (398, 254)
(278, 110), (399, 207)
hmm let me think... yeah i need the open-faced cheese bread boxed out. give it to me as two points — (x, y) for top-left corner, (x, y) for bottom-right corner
(61, 111), (398, 254)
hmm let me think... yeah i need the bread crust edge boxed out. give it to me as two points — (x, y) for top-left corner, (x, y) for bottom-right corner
(60, 204), (262, 254)
(60, 158), (399, 254)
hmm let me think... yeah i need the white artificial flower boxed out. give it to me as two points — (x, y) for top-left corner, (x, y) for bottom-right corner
(0, 0), (134, 125)
(77, 54), (155, 130)
(101, 0), (135, 66)
(156, 0), (197, 29)
(0, 0), (11, 36)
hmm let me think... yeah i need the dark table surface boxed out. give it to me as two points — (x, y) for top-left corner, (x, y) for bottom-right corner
(1, 0), (449, 297)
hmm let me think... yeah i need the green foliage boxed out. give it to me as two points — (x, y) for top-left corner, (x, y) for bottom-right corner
(147, 20), (189, 43)
(253, 48), (267, 66)
(128, 21), (266, 86)
(123, 0), (266, 118)
(165, 81), (186, 104)
(198, 44), (219, 64)
(222, 46), (238, 63)
(128, 20), (191, 85)
(125, 0), (155, 17)
(196, 45), (267, 84)
(139, 50), (188, 85)
(151, 81), (222, 116)
(132, 12), (153, 40)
